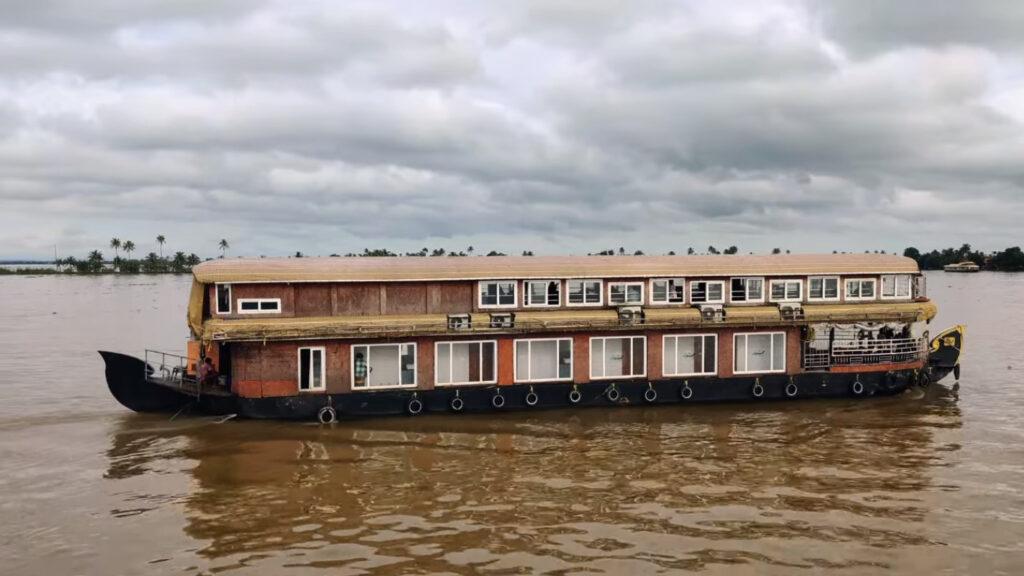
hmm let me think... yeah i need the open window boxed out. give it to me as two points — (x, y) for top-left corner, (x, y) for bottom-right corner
(730, 278), (764, 303)
(298, 347), (326, 391)
(650, 278), (685, 304)
(525, 280), (561, 307)
(215, 284), (231, 314)
(690, 281), (725, 304)
(352, 343), (417, 389)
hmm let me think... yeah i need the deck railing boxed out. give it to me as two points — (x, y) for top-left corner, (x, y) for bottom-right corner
(802, 337), (927, 370)
(144, 349), (200, 396)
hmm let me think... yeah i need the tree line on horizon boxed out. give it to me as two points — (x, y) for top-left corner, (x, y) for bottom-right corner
(0, 236), (233, 275)
(903, 244), (1024, 272)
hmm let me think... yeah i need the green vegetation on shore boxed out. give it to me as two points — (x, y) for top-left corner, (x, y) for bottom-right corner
(903, 245), (1024, 272)
(5, 240), (1023, 275)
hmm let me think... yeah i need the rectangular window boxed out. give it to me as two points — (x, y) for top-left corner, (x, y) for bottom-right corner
(808, 276), (840, 301)
(690, 281), (725, 304)
(352, 343), (417, 389)
(237, 298), (281, 314)
(769, 280), (802, 302)
(609, 282), (644, 305)
(880, 274), (912, 299)
(435, 341), (497, 386)
(479, 281), (517, 308)
(298, 347), (326, 391)
(216, 284), (231, 314)
(567, 279), (602, 306)
(514, 338), (573, 382)
(525, 280), (561, 307)
(650, 278), (685, 304)
(845, 278), (877, 301)
(663, 334), (717, 376)
(730, 278), (764, 303)
(733, 332), (786, 374)
(590, 336), (646, 379)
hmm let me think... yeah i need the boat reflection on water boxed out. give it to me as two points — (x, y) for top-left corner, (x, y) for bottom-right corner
(104, 385), (962, 573)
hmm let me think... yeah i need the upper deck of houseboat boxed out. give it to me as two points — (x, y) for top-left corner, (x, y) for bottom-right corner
(186, 253), (932, 343)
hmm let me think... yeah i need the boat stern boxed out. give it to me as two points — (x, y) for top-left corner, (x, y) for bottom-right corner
(927, 325), (965, 383)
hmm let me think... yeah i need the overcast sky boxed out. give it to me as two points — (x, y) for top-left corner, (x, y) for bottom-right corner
(2, 0), (1022, 260)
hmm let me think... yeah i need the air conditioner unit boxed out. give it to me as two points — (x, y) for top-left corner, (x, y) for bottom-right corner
(489, 312), (515, 328)
(778, 303), (804, 320)
(617, 306), (644, 325)
(697, 304), (725, 322)
(447, 313), (472, 330)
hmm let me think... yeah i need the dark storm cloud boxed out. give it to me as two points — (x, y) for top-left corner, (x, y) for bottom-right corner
(0, 0), (1022, 259)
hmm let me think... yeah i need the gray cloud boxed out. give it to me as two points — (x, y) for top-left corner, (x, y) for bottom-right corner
(1, 0), (1022, 260)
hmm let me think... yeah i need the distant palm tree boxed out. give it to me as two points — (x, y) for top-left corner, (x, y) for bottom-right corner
(219, 238), (229, 258)
(123, 240), (136, 259)
(156, 235), (166, 258)
(467, 245), (474, 256)
(109, 238), (121, 258)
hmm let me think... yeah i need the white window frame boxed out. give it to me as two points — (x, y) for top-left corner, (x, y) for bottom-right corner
(649, 278), (686, 305)
(297, 346), (326, 392)
(663, 333), (718, 377)
(768, 279), (803, 303)
(845, 278), (877, 301)
(608, 282), (645, 305)
(236, 298), (282, 314)
(807, 276), (840, 302)
(478, 280), (517, 309)
(434, 340), (498, 386)
(729, 277), (765, 304)
(513, 338), (573, 383)
(589, 335), (647, 380)
(880, 274), (913, 300)
(215, 283), (232, 314)
(566, 279), (603, 307)
(524, 279), (561, 307)
(689, 280), (726, 304)
(351, 342), (418, 390)
(733, 332), (786, 374)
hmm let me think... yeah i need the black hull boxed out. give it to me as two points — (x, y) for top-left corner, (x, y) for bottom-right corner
(100, 351), (933, 421)
(237, 370), (924, 420)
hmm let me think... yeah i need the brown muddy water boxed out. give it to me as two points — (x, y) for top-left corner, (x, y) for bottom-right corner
(0, 272), (1022, 575)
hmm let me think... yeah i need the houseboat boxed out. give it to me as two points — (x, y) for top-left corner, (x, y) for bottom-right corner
(101, 254), (964, 422)
(944, 261), (981, 273)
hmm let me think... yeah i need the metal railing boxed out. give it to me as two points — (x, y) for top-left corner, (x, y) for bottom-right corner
(802, 337), (927, 370)
(144, 349), (199, 396)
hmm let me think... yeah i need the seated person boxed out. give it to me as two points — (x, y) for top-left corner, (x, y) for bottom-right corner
(198, 357), (219, 386)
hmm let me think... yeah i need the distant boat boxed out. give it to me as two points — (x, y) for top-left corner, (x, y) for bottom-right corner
(944, 261), (980, 273)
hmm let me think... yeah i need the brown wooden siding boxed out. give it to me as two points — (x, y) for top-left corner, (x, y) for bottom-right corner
(335, 283), (381, 315)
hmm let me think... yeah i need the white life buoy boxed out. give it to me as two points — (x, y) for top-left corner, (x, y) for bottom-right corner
(752, 381), (765, 398)
(851, 379), (865, 396)
(568, 387), (582, 404)
(525, 389), (539, 407)
(643, 386), (657, 403)
(450, 396), (464, 412)
(785, 382), (799, 398)
(680, 384), (694, 400)
(491, 393), (505, 409)
(407, 397), (423, 415)
(605, 386), (620, 402)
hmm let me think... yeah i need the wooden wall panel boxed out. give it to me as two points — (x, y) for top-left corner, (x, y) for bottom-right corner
(572, 334), (589, 384)
(385, 283), (428, 314)
(497, 338), (514, 385)
(335, 283), (381, 316)
(416, 337), (434, 390)
(647, 332), (663, 380)
(430, 282), (473, 314)
(327, 342), (350, 394)
(294, 283), (332, 317)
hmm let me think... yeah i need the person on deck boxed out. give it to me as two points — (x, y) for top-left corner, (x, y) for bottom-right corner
(199, 357), (219, 386)
(354, 352), (368, 387)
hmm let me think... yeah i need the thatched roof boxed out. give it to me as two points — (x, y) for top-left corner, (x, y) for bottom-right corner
(193, 254), (919, 284)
